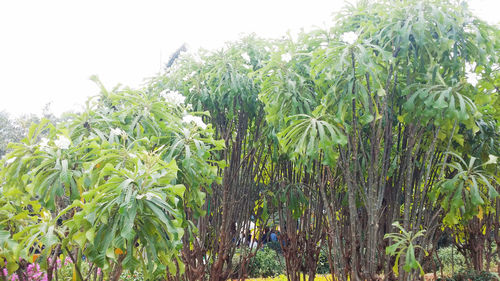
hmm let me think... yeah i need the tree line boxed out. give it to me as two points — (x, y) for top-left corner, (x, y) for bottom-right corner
(1, 1), (499, 280)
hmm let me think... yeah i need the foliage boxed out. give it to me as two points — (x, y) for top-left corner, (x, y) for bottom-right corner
(436, 246), (467, 276)
(439, 270), (500, 281)
(248, 246), (285, 278)
(384, 222), (428, 276)
(315, 247), (330, 275)
(1, 0), (499, 280)
(432, 153), (499, 225)
(257, 0), (500, 278)
(0, 80), (221, 280)
(0, 111), (37, 158)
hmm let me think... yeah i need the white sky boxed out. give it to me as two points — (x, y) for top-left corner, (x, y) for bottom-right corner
(0, 0), (499, 117)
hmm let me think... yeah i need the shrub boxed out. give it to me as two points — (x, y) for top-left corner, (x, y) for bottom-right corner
(439, 270), (500, 281)
(436, 246), (466, 276)
(267, 241), (283, 254)
(248, 246), (285, 277)
(316, 247), (330, 274)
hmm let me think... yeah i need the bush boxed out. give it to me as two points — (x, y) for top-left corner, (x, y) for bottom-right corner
(316, 247), (330, 274)
(436, 246), (466, 276)
(267, 240), (283, 254)
(248, 246), (285, 278)
(438, 270), (500, 281)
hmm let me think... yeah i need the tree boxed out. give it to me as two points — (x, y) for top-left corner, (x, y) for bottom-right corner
(153, 36), (275, 281)
(0, 111), (39, 158)
(259, 0), (499, 279)
(0, 78), (221, 281)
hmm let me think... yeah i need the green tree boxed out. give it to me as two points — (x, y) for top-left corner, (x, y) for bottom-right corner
(259, 0), (499, 279)
(0, 78), (221, 281)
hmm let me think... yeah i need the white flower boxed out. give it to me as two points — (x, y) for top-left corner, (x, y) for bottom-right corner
(182, 71), (197, 81)
(341, 31), (358, 45)
(243, 64), (251, 70)
(5, 157), (16, 165)
(241, 52), (251, 62)
(110, 127), (126, 136)
(39, 137), (49, 148)
(137, 192), (160, 200)
(465, 62), (479, 86)
(54, 135), (71, 150)
(281, 53), (292, 63)
(186, 103), (193, 110)
(162, 90), (185, 106)
(182, 114), (207, 129)
(467, 72), (479, 86)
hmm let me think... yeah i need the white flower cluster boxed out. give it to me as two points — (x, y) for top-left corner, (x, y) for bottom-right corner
(39, 137), (49, 148)
(465, 62), (479, 86)
(110, 127), (126, 136)
(241, 52), (251, 62)
(281, 53), (292, 63)
(182, 71), (197, 81)
(54, 135), (71, 150)
(136, 192), (160, 200)
(182, 114), (207, 129)
(162, 90), (185, 106)
(467, 73), (479, 86)
(341, 32), (358, 45)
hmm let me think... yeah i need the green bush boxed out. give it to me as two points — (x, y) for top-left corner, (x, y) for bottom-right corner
(267, 240), (283, 254)
(316, 247), (330, 274)
(438, 270), (500, 281)
(248, 246), (285, 277)
(436, 246), (466, 276)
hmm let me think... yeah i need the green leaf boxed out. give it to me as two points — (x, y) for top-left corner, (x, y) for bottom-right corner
(170, 184), (186, 197)
(106, 247), (116, 259)
(73, 231), (86, 248)
(86, 228), (96, 244)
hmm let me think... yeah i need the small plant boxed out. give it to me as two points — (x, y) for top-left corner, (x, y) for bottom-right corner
(384, 222), (427, 277)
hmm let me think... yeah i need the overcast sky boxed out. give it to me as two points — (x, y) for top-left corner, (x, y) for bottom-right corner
(0, 0), (499, 117)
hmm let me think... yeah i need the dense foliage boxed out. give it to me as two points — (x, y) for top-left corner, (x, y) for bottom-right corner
(1, 0), (499, 281)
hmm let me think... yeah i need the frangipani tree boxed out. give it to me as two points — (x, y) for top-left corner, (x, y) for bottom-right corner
(259, 0), (499, 279)
(0, 78), (221, 281)
(152, 36), (276, 281)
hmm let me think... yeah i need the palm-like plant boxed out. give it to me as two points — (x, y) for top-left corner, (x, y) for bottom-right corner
(384, 222), (427, 277)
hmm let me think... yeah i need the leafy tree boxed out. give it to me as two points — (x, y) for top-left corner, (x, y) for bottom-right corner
(259, 0), (499, 279)
(0, 78), (221, 281)
(0, 111), (38, 158)
(153, 36), (276, 281)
